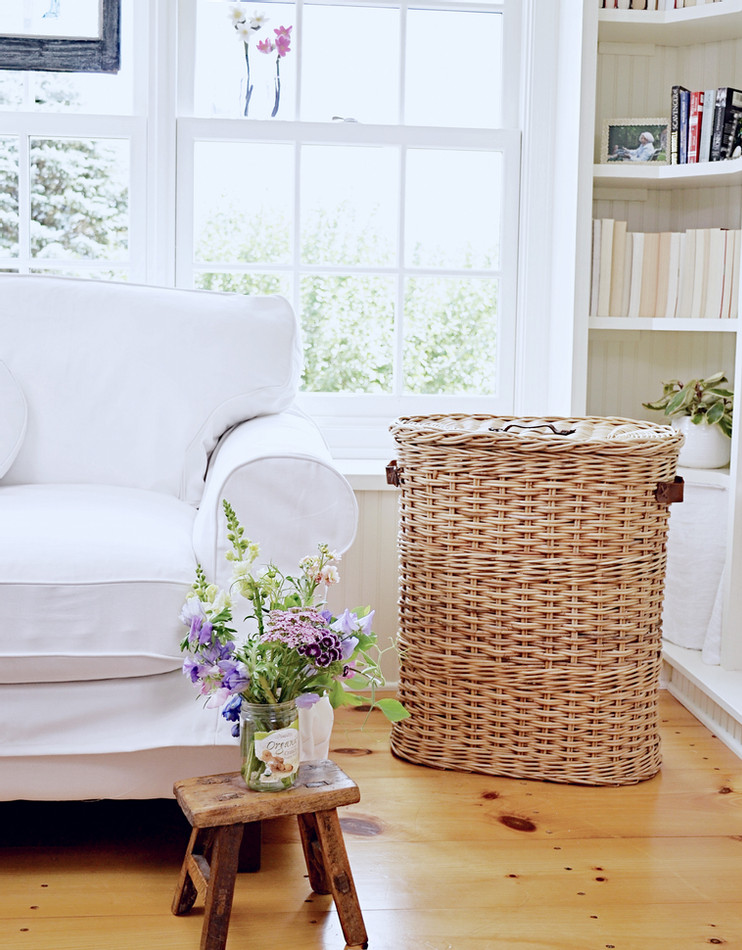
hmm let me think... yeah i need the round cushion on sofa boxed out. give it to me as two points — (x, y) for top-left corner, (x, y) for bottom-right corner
(0, 360), (26, 477)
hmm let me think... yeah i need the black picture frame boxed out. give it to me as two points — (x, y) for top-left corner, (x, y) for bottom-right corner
(0, 0), (120, 74)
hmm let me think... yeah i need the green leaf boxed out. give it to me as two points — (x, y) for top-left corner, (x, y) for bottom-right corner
(702, 371), (727, 387)
(328, 680), (364, 709)
(706, 402), (725, 425)
(374, 698), (410, 722)
(665, 384), (694, 415)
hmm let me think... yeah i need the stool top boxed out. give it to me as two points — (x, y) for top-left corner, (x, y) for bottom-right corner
(174, 759), (360, 828)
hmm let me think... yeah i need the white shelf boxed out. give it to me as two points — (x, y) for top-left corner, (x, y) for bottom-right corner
(594, 158), (742, 190)
(599, 1), (742, 47)
(589, 316), (739, 331)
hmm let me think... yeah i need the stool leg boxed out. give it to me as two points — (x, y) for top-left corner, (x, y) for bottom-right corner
(297, 812), (330, 894)
(200, 824), (244, 950)
(172, 827), (213, 916)
(301, 809), (368, 950)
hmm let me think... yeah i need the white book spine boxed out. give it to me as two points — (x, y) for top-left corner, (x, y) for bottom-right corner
(591, 219), (601, 317)
(627, 232), (644, 319)
(665, 231), (683, 319)
(597, 219), (615, 318)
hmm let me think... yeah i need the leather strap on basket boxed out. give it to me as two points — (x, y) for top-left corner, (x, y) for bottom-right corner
(386, 460), (402, 487)
(655, 475), (684, 505)
(489, 422), (577, 436)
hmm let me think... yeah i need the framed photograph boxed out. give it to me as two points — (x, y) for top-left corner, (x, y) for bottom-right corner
(0, 0), (120, 74)
(601, 118), (669, 164)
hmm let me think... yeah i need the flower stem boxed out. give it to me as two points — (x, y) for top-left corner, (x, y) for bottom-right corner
(271, 55), (281, 118)
(243, 43), (253, 117)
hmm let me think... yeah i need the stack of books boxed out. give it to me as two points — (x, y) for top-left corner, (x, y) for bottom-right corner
(600, 0), (721, 10)
(590, 218), (740, 319)
(601, 1), (723, 9)
(671, 86), (742, 163)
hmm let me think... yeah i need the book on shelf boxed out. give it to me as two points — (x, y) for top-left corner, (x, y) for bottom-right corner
(664, 231), (683, 319)
(590, 218), (740, 320)
(703, 229), (727, 320)
(698, 88), (715, 163)
(687, 91), (704, 164)
(597, 218), (615, 317)
(627, 232), (643, 319)
(639, 231), (660, 318)
(671, 85), (689, 165)
(689, 228), (709, 319)
(679, 88), (691, 164)
(711, 88), (742, 161)
(609, 219), (628, 317)
(676, 228), (696, 318)
(655, 230), (672, 317)
(590, 219), (601, 316)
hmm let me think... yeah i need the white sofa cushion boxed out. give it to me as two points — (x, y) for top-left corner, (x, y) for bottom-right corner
(0, 484), (195, 684)
(0, 277), (301, 504)
(0, 360), (26, 477)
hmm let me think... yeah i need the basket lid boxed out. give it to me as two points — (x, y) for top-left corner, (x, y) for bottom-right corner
(389, 414), (683, 453)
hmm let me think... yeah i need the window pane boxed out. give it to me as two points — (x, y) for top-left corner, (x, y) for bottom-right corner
(194, 142), (293, 264)
(301, 146), (398, 266)
(300, 274), (395, 393)
(0, 137), (19, 256)
(403, 276), (498, 394)
(405, 149), (501, 270)
(195, 1), (296, 118)
(405, 9), (502, 128)
(30, 138), (129, 260)
(301, 5), (399, 123)
(0, 74), (24, 110)
(194, 271), (291, 297)
(0, 4), (135, 114)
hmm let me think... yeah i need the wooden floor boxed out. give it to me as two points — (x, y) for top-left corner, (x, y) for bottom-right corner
(1, 691), (741, 950)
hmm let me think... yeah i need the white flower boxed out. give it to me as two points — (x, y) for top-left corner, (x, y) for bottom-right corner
(249, 10), (270, 30)
(227, 4), (248, 26)
(234, 20), (255, 42)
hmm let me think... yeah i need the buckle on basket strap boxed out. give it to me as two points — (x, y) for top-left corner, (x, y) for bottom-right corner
(386, 459), (402, 487)
(655, 476), (684, 505)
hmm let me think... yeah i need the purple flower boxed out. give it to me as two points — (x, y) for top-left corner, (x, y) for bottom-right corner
(218, 659), (250, 694)
(221, 693), (243, 721)
(332, 608), (356, 636)
(182, 656), (203, 684)
(340, 635), (359, 660)
(296, 692), (321, 708)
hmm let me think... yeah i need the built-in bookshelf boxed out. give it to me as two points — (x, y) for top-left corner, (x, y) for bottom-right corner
(583, 1), (742, 693)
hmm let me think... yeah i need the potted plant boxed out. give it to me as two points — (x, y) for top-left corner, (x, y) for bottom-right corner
(642, 371), (734, 469)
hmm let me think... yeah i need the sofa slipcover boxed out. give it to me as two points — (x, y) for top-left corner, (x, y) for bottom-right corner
(0, 276), (357, 800)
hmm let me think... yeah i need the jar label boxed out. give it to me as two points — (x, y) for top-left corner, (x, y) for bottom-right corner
(253, 721), (300, 785)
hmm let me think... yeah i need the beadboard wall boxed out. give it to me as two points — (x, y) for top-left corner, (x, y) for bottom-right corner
(325, 483), (402, 686)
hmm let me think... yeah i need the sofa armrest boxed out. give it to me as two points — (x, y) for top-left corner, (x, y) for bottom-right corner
(193, 409), (358, 582)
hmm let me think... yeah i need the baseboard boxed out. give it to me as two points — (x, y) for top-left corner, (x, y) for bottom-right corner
(662, 640), (742, 761)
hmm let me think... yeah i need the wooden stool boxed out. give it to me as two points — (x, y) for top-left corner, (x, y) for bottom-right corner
(171, 760), (368, 950)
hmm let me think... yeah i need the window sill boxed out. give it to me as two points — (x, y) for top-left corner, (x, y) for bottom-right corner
(335, 458), (398, 492)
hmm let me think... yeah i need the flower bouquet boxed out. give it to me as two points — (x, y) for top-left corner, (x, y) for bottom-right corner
(180, 500), (407, 791)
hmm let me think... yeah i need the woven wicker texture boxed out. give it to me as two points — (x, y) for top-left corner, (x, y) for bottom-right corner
(388, 415), (683, 786)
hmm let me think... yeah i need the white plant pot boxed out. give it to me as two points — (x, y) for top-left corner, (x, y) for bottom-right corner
(672, 416), (731, 469)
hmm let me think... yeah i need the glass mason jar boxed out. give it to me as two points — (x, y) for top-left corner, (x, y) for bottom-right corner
(240, 699), (300, 792)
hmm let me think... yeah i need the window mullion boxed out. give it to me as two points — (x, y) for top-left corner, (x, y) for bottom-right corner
(17, 133), (30, 274)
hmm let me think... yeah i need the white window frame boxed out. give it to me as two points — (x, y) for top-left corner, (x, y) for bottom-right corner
(175, 0), (523, 458)
(0, 0), (153, 281)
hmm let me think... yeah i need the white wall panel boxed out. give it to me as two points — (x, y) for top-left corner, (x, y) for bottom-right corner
(326, 488), (401, 685)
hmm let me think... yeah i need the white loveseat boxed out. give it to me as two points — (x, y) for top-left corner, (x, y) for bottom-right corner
(0, 276), (358, 800)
